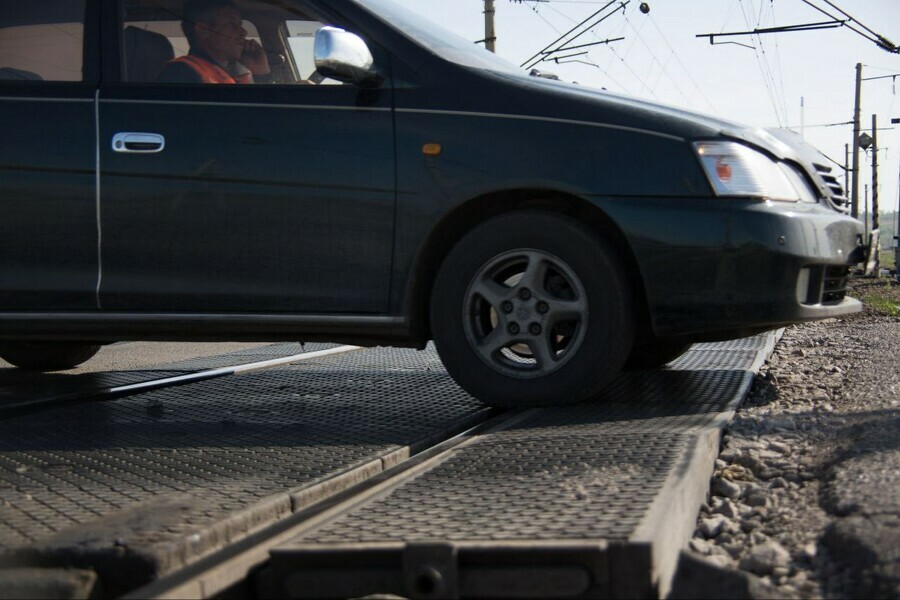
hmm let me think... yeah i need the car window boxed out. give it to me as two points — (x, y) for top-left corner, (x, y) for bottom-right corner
(125, 19), (261, 62)
(120, 0), (346, 85)
(0, 0), (86, 82)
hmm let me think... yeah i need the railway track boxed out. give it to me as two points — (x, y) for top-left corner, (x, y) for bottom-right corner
(0, 344), (360, 419)
(0, 334), (778, 599)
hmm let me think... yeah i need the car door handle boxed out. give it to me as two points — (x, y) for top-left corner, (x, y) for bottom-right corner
(112, 132), (165, 154)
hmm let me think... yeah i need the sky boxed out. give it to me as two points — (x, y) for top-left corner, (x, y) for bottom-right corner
(392, 0), (900, 227)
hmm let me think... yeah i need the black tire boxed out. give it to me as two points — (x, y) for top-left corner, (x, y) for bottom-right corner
(624, 340), (692, 369)
(430, 211), (634, 408)
(0, 342), (101, 371)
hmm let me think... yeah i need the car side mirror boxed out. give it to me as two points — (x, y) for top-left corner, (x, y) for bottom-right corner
(314, 26), (382, 87)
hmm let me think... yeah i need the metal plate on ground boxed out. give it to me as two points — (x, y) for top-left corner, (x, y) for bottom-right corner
(0, 343), (340, 410)
(0, 346), (489, 596)
(154, 343), (338, 370)
(260, 334), (776, 599)
(0, 370), (190, 413)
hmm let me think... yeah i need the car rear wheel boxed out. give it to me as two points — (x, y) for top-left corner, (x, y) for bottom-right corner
(624, 340), (693, 369)
(0, 342), (101, 371)
(430, 211), (634, 407)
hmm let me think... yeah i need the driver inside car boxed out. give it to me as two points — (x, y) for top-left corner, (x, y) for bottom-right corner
(158, 0), (272, 84)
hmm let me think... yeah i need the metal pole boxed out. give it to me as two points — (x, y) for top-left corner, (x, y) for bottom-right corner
(891, 116), (899, 276)
(851, 63), (862, 218)
(484, 0), (496, 53)
(872, 114), (879, 271)
(864, 184), (869, 239)
(872, 115), (879, 231)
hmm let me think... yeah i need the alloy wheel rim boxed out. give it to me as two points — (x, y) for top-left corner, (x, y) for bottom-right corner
(463, 249), (589, 378)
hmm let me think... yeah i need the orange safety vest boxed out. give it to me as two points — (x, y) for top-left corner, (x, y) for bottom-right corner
(168, 54), (252, 84)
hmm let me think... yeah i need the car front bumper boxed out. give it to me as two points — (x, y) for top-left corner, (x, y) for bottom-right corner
(595, 197), (866, 341)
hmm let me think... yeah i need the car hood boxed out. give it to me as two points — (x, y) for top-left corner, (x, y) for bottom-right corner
(490, 71), (829, 165)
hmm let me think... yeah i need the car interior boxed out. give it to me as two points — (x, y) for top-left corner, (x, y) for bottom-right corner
(0, 0), (349, 85)
(0, 1), (84, 82)
(121, 0), (341, 84)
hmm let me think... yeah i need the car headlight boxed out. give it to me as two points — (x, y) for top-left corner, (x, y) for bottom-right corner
(693, 141), (816, 203)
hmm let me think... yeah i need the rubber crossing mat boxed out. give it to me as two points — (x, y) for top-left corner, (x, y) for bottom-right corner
(0, 346), (489, 596)
(258, 333), (777, 599)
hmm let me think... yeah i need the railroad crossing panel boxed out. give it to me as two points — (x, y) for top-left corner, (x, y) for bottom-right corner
(258, 335), (776, 599)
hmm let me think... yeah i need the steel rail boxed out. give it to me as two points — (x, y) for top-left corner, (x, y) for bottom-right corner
(0, 345), (361, 419)
(124, 406), (521, 600)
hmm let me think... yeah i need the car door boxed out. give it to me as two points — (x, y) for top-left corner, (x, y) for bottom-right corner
(98, 0), (395, 314)
(0, 0), (99, 311)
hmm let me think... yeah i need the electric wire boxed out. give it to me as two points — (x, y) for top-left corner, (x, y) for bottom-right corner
(528, 3), (564, 36)
(739, 0), (782, 124)
(601, 11), (652, 96)
(798, 0), (886, 49)
(647, 49), (673, 95)
(623, 14), (671, 100)
(753, 0), (788, 126)
(718, 1), (739, 35)
(621, 13), (693, 107)
(768, 0), (791, 130)
(527, 0), (630, 92)
(738, 0), (785, 126)
(646, 13), (720, 114)
(519, 1), (619, 68)
(607, 42), (661, 100)
(524, 1), (634, 94)
(819, 0), (895, 45)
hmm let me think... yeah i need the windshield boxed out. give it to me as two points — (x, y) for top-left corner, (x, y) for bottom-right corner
(353, 0), (523, 74)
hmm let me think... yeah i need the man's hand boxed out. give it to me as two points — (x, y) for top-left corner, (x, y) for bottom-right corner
(240, 39), (270, 76)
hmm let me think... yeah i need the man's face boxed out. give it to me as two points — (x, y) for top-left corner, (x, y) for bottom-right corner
(196, 7), (246, 63)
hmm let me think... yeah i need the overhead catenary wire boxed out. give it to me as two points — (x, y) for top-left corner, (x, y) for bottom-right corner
(514, 0), (633, 93)
(620, 13), (694, 106)
(752, 0), (789, 126)
(768, 1), (791, 130)
(798, 0), (898, 52)
(517, 0), (728, 108)
(519, 1), (617, 67)
(738, 0), (786, 127)
(520, 0), (627, 69)
(646, 13), (720, 114)
(523, 1), (565, 36)
(607, 43), (662, 100)
(558, 13), (633, 92)
(818, 0), (899, 51)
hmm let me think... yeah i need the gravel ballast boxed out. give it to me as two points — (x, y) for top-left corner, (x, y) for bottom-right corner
(680, 277), (900, 599)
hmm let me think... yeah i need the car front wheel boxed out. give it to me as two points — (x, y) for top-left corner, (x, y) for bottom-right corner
(430, 211), (634, 407)
(0, 342), (101, 371)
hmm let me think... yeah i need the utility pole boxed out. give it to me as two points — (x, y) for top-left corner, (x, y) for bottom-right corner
(896, 157), (900, 279)
(851, 63), (863, 218)
(871, 114), (880, 272)
(872, 114), (879, 234)
(895, 118), (900, 277)
(484, 0), (496, 53)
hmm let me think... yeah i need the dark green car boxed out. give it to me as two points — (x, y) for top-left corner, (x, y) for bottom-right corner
(0, 0), (864, 407)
